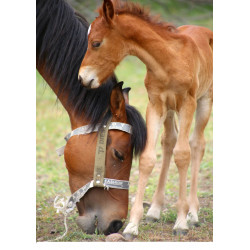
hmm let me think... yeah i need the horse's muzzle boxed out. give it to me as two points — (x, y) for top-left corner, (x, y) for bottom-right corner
(76, 214), (123, 235)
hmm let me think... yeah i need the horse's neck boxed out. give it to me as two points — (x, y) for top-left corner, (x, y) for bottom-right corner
(37, 66), (88, 129)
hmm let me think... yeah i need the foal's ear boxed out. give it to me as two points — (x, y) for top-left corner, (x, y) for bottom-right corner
(122, 87), (131, 105)
(110, 81), (126, 122)
(103, 0), (114, 25)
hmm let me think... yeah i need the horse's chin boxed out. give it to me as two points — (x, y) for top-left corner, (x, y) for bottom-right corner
(76, 213), (96, 234)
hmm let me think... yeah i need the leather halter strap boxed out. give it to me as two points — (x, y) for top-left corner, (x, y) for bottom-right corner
(56, 122), (132, 156)
(64, 178), (130, 213)
(93, 117), (111, 187)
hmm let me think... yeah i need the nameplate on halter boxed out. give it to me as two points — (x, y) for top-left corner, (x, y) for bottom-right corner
(104, 178), (129, 190)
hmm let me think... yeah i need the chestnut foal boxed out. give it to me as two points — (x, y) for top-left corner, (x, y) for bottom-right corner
(78, 0), (213, 237)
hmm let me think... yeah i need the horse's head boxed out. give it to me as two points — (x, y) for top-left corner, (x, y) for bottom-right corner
(78, 0), (127, 88)
(64, 82), (146, 235)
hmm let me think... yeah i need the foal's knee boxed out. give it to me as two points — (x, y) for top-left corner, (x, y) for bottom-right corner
(173, 144), (191, 168)
(161, 132), (177, 153)
(139, 152), (156, 175)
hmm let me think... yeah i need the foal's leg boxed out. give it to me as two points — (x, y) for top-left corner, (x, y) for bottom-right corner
(146, 110), (177, 221)
(123, 101), (166, 238)
(173, 94), (196, 235)
(187, 92), (213, 226)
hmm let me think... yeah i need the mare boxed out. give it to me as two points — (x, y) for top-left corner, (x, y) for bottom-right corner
(36, 0), (146, 235)
(78, 0), (213, 238)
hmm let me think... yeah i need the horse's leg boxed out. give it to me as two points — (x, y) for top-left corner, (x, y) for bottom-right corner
(146, 110), (177, 221)
(123, 101), (166, 239)
(173, 94), (196, 235)
(187, 90), (213, 226)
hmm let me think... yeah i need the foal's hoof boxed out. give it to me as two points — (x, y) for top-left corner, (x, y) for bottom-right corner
(187, 212), (200, 227)
(123, 233), (136, 241)
(173, 228), (188, 236)
(188, 221), (201, 228)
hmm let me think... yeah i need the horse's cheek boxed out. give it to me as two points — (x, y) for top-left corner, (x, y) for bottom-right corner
(64, 138), (94, 177)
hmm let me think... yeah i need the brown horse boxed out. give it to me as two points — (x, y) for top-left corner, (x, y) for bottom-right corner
(36, 0), (146, 236)
(78, 0), (213, 238)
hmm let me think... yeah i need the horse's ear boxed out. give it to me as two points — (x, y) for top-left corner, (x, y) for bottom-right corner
(110, 81), (126, 122)
(103, 0), (114, 25)
(122, 87), (131, 105)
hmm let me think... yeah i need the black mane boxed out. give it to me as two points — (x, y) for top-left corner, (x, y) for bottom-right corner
(36, 0), (146, 156)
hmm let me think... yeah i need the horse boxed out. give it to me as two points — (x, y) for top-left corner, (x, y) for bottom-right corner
(36, 0), (146, 236)
(78, 0), (213, 238)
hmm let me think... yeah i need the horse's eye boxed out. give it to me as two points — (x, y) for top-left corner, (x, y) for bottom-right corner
(114, 149), (124, 162)
(92, 41), (101, 48)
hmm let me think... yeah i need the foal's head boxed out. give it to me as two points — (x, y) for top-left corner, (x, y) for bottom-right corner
(78, 0), (130, 88)
(64, 82), (146, 235)
(78, 0), (177, 88)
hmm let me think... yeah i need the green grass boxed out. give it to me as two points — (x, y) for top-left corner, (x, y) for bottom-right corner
(36, 0), (213, 242)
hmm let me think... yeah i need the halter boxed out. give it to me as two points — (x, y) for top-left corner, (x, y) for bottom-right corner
(55, 118), (132, 214)
(50, 118), (132, 240)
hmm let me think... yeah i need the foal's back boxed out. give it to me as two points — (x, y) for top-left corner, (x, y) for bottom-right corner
(178, 25), (213, 99)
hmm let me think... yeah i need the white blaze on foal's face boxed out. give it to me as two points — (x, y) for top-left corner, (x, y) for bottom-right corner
(87, 24), (91, 36)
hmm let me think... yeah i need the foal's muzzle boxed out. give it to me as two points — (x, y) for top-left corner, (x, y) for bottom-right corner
(78, 75), (94, 89)
(78, 66), (100, 88)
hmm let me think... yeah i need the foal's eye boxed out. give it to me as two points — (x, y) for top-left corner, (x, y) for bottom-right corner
(92, 41), (101, 48)
(114, 149), (124, 162)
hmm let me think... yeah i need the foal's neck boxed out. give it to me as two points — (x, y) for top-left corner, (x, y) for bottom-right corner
(118, 15), (182, 79)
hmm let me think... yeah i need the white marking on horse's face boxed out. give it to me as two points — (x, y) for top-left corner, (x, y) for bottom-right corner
(78, 66), (100, 88)
(87, 24), (91, 36)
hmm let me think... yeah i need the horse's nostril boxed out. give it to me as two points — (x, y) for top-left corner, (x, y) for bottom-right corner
(105, 220), (123, 235)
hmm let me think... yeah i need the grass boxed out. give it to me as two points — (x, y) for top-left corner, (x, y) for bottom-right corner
(36, 0), (213, 242)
